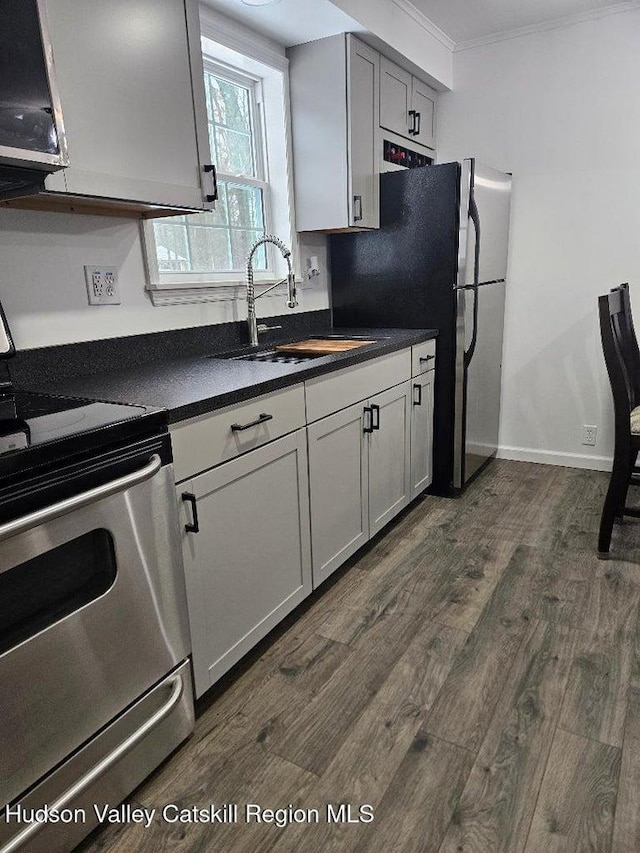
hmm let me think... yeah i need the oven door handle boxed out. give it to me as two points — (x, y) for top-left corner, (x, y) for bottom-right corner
(0, 672), (184, 853)
(0, 453), (162, 544)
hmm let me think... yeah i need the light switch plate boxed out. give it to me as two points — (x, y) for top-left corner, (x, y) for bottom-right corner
(85, 266), (121, 305)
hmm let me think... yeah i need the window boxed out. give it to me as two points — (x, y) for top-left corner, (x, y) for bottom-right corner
(153, 64), (268, 278)
(144, 19), (297, 302)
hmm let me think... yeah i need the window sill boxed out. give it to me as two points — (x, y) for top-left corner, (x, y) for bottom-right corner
(147, 280), (307, 307)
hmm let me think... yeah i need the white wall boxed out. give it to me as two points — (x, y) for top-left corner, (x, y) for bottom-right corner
(438, 7), (640, 471)
(0, 209), (330, 349)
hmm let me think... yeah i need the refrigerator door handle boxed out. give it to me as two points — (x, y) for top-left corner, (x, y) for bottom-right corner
(463, 192), (481, 368)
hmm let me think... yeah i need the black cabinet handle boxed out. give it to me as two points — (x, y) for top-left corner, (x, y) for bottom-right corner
(353, 195), (363, 222)
(182, 492), (199, 534)
(420, 354), (435, 364)
(231, 412), (273, 432)
(413, 383), (422, 406)
(204, 163), (218, 202)
(371, 403), (380, 430)
(363, 406), (374, 434)
(408, 109), (416, 135)
(415, 112), (421, 136)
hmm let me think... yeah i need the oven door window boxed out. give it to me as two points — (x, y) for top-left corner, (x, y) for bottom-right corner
(0, 528), (116, 655)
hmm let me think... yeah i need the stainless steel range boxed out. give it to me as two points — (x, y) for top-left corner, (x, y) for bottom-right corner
(0, 385), (194, 853)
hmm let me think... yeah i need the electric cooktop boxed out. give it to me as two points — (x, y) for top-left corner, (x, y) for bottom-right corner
(0, 390), (167, 480)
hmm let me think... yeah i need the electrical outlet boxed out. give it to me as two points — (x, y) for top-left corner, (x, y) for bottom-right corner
(582, 424), (597, 446)
(306, 256), (320, 279)
(85, 266), (121, 305)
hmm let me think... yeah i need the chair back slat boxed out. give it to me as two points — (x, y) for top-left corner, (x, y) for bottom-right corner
(599, 287), (640, 425)
(618, 282), (640, 385)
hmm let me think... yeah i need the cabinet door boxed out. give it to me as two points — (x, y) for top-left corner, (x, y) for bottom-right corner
(410, 371), (434, 499)
(307, 402), (369, 588)
(178, 431), (312, 697)
(411, 78), (437, 150)
(379, 56), (412, 140)
(368, 381), (412, 536)
(347, 35), (379, 229)
(47, 0), (208, 209)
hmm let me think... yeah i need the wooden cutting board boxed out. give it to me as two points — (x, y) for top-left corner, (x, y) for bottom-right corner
(275, 339), (375, 355)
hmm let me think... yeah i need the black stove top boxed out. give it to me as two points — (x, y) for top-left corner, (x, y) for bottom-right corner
(0, 390), (166, 482)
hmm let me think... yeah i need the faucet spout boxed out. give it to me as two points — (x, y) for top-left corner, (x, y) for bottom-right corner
(246, 235), (297, 347)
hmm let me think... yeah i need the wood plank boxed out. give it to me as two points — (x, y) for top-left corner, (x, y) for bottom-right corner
(262, 622), (466, 853)
(318, 526), (518, 647)
(265, 610), (423, 775)
(426, 544), (542, 752)
(411, 532), (519, 634)
(347, 491), (451, 574)
(315, 524), (459, 646)
(558, 640), (633, 748)
(558, 568), (640, 747)
(319, 621), (466, 798)
(77, 741), (318, 853)
(523, 728), (620, 853)
(536, 576), (592, 627)
(197, 634), (354, 760)
(192, 624), (353, 735)
(612, 688), (640, 852)
(351, 731), (474, 853)
(438, 619), (578, 853)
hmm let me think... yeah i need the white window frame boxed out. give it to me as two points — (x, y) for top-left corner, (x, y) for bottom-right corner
(143, 8), (299, 306)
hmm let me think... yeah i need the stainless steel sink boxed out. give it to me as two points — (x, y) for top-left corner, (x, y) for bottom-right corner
(215, 350), (325, 365)
(310, 334), (389, 341)
(211, 335), (386, 365)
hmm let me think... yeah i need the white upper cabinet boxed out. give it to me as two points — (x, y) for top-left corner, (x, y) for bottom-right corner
(411, 78), (437, 149)
(380, 56), (437, 150)
(44, 0), (212, 211)
(288, 33), (379, 232)
(380, 58), (412, 140)
(347, 36), (380, 230)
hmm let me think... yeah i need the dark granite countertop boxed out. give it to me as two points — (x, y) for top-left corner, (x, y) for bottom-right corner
(21, 328), (438, 424)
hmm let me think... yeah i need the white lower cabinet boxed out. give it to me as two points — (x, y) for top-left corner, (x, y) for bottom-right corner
(178, 429), (312, 697)
(368, 382), (412, 536)
(307, 402), (370, 588)
(410, 370), (435, 499)
(307, 380), (412, 588)
(172, 343), (435, 695)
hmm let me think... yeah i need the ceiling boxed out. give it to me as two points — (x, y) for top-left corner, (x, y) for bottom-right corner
(201, 0), (363, 48)
(410, 0), (632, 44)
(203, 0), (637, 51)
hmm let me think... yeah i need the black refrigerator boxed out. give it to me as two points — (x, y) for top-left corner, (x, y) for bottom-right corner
(330, 159), (512, 496)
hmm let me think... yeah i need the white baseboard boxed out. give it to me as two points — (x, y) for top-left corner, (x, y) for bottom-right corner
(497, 445), (612, 472)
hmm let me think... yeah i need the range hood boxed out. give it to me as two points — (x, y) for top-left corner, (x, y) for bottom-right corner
(0, 0), (69, 201)
(0, 164), (47, 201)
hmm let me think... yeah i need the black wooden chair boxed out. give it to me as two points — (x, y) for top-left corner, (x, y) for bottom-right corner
(598, 285), (640, 555)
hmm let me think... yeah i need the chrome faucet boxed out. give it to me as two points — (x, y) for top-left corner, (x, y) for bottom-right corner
(246, 235), (297, 347)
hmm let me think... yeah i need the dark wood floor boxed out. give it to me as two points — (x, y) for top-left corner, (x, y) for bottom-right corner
(79, 460), (640, 853)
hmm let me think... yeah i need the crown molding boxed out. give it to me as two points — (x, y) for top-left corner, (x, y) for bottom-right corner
(454, 0), (640, 52)
(391, 0), (455, 52)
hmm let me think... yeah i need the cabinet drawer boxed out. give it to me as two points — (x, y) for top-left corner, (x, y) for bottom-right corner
(170, 385), (306, 482)
(412, 339), (436, 376)
(305, 349), (411, 422)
